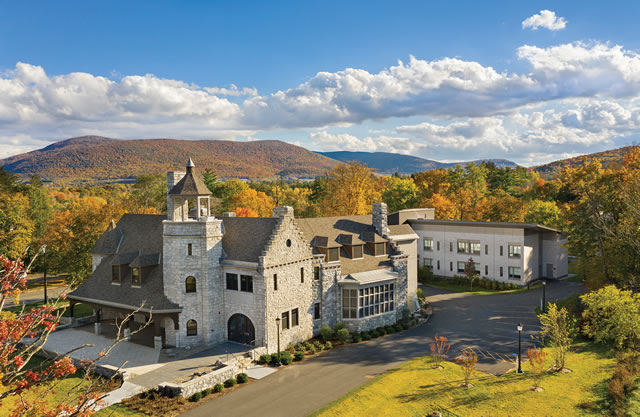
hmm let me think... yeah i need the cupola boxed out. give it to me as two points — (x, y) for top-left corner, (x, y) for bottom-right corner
(168, 158), (213, 221)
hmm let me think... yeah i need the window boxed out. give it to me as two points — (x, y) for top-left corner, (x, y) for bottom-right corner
(450, 241), (453, 252)
(450, 261), (453, 272)
(240, 275), (253, 292)
(281, 311), (289, 330)
(457, 241), (466, 253)
(457, 240), (480, 254)
(485, 244), (488, 255)
(508, 267), (521, 280)
(187, 243), (192, 256)
(423, 238), (433, 251)
(291, 308), (299, 327)
(314, 266), (320, 280)
(187, 320), (197, 336)
(300, 267), (304, 283)
(226, 273), (238, 291)
(342, 289), (358, 319)
(500, 246), (504, 256)
(423, 258), (433, 271)
(375, 242), (386, 256)
(500, 266), (504, 277)
(185, 276), (196, 293)
(274, 274), (278, 291)
(111, 265), (120, 284)
(437, 241), (440, 251)
(328, 248), (339, 262)
(437, 260), (440, 270)
(457, 261), (466, 273)
(352, 245), (363, 259)
(314, 303), (321, 320)
(508, 244), (522, 258)
(470, 242), (481, 255)
(131, 267), (141, 286)
(485, 265), (488, 275)
(357, 284), (394, 318)
(286, 239), (292, 247)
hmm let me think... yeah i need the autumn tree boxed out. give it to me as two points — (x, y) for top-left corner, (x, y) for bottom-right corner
(455, 348), (478, 388)
(320, 162), (382, 216)
(0, 192), (34, 259)
(211, 180), (250, 214)
(538, 303), (576, 371)
(524, 200), (561, 228)
(464, 257), (478, 291)
(381, 176), (419, 212)
(527, 346), (547, 391)
(429, 335), (450, 368)
(128, 174), (166, 214)
(421, 193), (457, 220)
(230, 188), (275, 218)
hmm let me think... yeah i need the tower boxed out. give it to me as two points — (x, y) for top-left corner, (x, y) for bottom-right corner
(162, 159), (224, 347)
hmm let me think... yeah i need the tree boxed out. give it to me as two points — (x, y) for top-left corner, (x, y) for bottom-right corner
(27, 176), (52, 244)
(455, 348), (478, 388)
(211, 180), (250, 214)
(421, 193), (457, 220)
(381, 176), (418, 212)
(230, 188), (274, 218)
(0, 192), (34, 259)
(538, 303), (576, 371)
(464, 257), (478, 291)
(429, 335), (450, 368)
(524, 200), (561, 228)
(477, 191), (525, 223)
(527, 346), (547, 391)
(202, 168), (218, 194)
(129, 174), (166, 213)
(320, 163), (382, 216)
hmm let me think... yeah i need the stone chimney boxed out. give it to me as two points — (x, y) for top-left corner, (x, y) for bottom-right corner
(166, 171), (186, 220)
(372, 202), (389, 236)
(272, 206), (294, 218)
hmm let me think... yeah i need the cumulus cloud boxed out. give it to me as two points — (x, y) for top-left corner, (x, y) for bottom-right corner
(309, 130), (426, 155)
(522, 10), (567, 31)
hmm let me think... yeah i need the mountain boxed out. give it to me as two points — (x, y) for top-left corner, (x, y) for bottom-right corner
(0, 136), (339, 184)
(533, 146), (639, 178)
(317, 151), (518, 175)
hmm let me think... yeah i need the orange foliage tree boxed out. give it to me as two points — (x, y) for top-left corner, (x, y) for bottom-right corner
(230, 188), (275, 218)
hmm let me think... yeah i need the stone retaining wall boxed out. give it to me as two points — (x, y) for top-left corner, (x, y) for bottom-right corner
(158, 361), (238, 398)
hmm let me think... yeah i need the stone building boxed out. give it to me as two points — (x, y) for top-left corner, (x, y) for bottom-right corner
(68, 160), (418, 352)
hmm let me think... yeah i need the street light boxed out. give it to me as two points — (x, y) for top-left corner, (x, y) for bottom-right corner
(542, 280), (547, 313)
(274, 317), (282, 367)
(516, 323), (523, 374)
(41, 245), (48, 303)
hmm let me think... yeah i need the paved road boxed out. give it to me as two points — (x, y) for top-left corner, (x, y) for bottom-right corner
(181, 280), (584, 417)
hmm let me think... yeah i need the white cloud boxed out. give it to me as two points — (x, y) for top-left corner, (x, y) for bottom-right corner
(522, 10), (567, 31)
(309, 130), (426, 155)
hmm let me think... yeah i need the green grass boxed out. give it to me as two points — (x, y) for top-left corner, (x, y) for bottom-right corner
(312, 340), (616, 417)
(5, 300), (93, 318)
(95, 404), (148, 416)
(423, 278), (541, 295)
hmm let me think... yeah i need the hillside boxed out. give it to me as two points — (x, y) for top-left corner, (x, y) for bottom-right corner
(0, 136), (339, 183)
(318, 151), (518, 175)
(533, 146), (639, 178)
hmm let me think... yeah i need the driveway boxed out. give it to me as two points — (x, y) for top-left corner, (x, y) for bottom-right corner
(181, 280), (584, 417)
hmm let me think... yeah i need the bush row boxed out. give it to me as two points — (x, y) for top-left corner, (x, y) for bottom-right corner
(189, 373), (249, 402)
(418, 267), (520, 291)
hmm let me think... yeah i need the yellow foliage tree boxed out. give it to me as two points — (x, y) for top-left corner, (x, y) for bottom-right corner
(230, 188), (275, 217)
(321, 162), (382, 216)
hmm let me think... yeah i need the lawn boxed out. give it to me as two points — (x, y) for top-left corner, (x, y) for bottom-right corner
(5, 300), (93, 318)
(422, 278), (542, 295)
(312, 340), (616, 417)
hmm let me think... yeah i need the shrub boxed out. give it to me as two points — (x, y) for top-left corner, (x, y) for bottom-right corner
(401, 323), (409, 331)
(324, 341), (333, 350)
(259, 354), (271, 365)
(418, 266), (434, 284)
(499, 282), (506, 291)
(202, 388), (211, 397)
(270, 353), (280, 366)
(213, 383), (224, 393)
(416, 287), (425, 301)
(491, 281), (498, 290)
(430, 335), (451, 367)
(224, 378), (237, 388)
(370, 330), (380, 338)
(455, 348), (478, 387)
(303, 341), (313, 351)
(336, 328), (350, 343)
(352, 334), (362, 343)
(190, 392), (202, 402)
(294, 343), (303, 352)
(319, 325), (333, 342)
(334, 322), (346, 332)
(376, 326), (387, 336)
(308, 345), (317, 354)
(313, 340), (324, 351)
(294, 351), (305, 361)
(528, 346), (547, 389)
(280, 351), (293, 365)
(361, 331), (371, 341)
(384, 325), (394, 334)
(236, 373), (249, 384)
(538, 303), (577, 371)
(394, 324), (403, 332)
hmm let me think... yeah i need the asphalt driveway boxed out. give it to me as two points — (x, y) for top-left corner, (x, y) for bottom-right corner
(181, 280), (584, 417)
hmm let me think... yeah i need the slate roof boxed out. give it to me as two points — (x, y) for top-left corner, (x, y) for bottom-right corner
(168, 164), (212, 196)
(69, 214), (180, 313)
(221, 217), (279, 262)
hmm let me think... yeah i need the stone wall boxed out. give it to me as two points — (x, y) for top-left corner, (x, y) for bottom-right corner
(391, 254), (409, 319)
(222, 263), (265, 346)
(319, 262), (340, 330)
(343, 310), (397, 333)
(158, 361), (238, 398)
(372, 202), (389, 236)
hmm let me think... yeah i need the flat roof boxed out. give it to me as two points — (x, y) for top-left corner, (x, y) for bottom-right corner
(406, 219), (565, 234)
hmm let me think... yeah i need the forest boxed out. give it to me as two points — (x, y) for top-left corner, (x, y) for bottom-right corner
(1, 148), (639, 290)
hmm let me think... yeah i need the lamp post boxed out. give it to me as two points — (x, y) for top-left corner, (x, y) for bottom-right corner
(275, 317), (282, 367)
(542, 280), (547, 313)
(41, 245), (48, 304)
(517, 323), (523, 374)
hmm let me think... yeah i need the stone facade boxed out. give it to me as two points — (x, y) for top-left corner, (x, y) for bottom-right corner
(158, 361), (238, 398)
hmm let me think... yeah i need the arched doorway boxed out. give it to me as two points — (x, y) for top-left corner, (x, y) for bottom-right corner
(227, 314), (255, 345)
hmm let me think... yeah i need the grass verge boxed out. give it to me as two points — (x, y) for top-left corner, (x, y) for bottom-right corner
(423, 279), (541, 295)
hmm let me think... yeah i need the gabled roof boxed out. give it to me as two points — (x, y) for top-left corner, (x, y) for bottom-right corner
(168, 160), (212, 196)
(337, 234), (365, 245)
(221, 217), (279, 262)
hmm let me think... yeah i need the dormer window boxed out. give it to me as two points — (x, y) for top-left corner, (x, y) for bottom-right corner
(352, 245), (363, 259)
(111, 265), (121, 284)
(375, 242), (386, 256)
(327, 248), (339, 262)
(131, 267), (141, 286)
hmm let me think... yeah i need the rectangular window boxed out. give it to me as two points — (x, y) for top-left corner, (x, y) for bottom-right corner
(342, 289), (358, 319)
(314, 303), (320, 320)
(375, 242), (386, 256)
(475, 263), (481, 273)
(131, 267), (141, 286)
(437, 260), (440, 270)
(457, 241), (480, 254)
(500, 246), (504, 256)
(282, 311), (289, 330)
(450, 241), (453, 252)
(187, 243), (192, 256)
(328, 248), (339, 262)
(485, 265), (488, 275)
(240, 275), (253, 292)
(437, 241), (440, 251)
(300, 267), (304, 283)
(470, 242), (481, 255)
(450, 261), (453, 271)
(111, 265), (120, 284)
(485, 244), (488, 255)
(457, 261), (466, 273)
(357, 284), (394, 318)
(274, 274), (278, 291)
(423, 238), (433, 251)
(353, 245), (363, 259)
(508, 266), (522, 280)
(226, 273), (238, 290)
(314, 266), (320, 280)
(508, 244), (522, 258)
(500, 266), (504, 277)
(291, 308), (299, 327)
(457, 241), (467, 253)
(423, 258), (433, 271)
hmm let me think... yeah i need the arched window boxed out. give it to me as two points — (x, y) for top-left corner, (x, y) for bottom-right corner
(187, 320), (197, 336)
(185, 276), (196, 293)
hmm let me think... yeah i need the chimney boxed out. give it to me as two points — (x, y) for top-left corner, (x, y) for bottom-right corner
(372, 202), (389, 236)
(166, 171), (186, 220)
(272, 206), (294, 219)
(223, 212), (236, 217)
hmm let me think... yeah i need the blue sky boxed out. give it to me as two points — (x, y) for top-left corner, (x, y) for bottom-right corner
(1, 1), (639, 165)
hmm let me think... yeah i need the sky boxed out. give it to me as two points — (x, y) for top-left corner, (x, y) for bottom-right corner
(1, 1), (640, 166)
